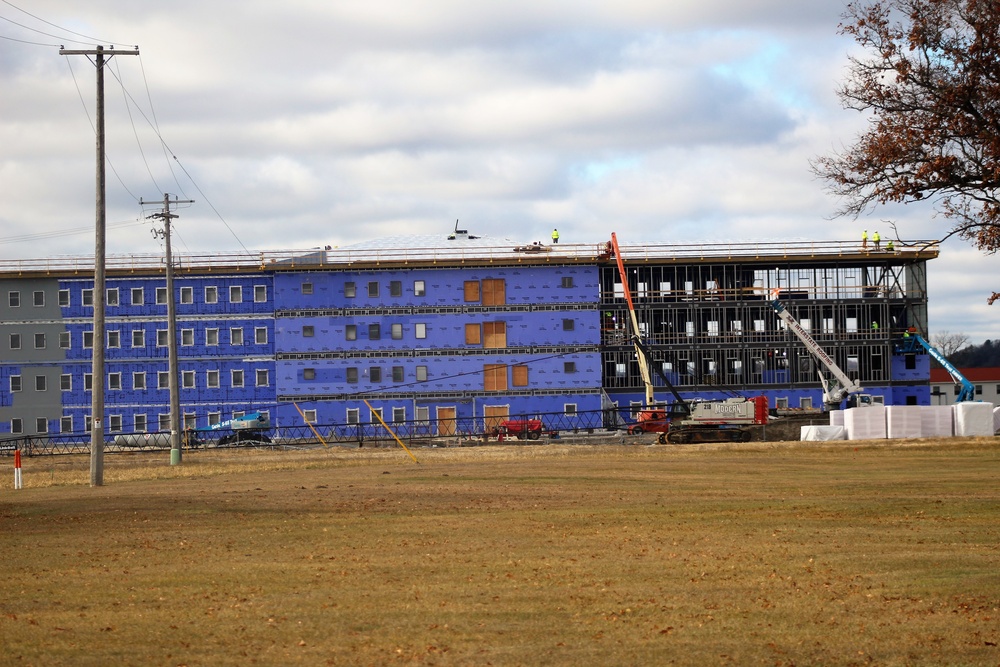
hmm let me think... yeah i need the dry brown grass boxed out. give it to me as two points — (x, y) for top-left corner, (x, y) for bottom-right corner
(2, 438), (999, 666)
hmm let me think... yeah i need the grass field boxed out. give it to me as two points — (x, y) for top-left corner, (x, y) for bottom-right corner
(2, 439), (999, 666)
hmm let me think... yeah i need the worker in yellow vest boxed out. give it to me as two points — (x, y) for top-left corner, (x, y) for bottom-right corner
(873, 230), (881, 250)
(552, 228), (559, 244)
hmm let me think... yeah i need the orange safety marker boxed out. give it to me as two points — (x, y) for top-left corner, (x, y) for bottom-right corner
(14, 449), (22, 490)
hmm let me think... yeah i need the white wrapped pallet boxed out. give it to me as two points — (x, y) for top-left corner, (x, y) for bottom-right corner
(886, 406), (924, 439)
(920, 405), (954, 438)
(994, 406), (1000, 435)
(844, 405), (886, 440)
(954, 402), (995, 437)
(801, 425), (847, 441)
(828, 410), (844, 426)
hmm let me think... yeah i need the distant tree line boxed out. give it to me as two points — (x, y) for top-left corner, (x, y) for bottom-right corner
(949, 340), (1000, 368)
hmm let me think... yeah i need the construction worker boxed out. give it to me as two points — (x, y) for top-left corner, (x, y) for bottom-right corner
(871, 321), (879, 332)
(873, 230), (881, 250)
(862, 229), (868, 250)
(886, 239), (895, 252)
(551, 228), (559, 244)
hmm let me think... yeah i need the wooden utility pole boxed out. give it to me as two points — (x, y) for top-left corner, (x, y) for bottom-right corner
(60, 45), (139, 486)
(144, 194), (194, 465)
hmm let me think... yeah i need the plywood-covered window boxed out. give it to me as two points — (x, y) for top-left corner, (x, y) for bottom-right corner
(465, 323), (481, 345)
(512, 365), (529, 387)
(483, 321), (506, 348)
(464, 281), (481, 302)
(482, 279), (506, 306)
(484, 364), (507, 391)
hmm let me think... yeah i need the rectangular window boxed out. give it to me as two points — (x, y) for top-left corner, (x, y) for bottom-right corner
(564, 361), (577, 373)
(562, 318), (575, 331)
(180, 286), (193, 304)
(255, 369), (269, 387)
(184, 413), (196, 430)
(107, 330), (120, 348)
(482, 279), (506, 306)
(389, 280), (402, 297)
(108, 373), (121, 390)
(416, 365), (428, 382)
(131, 287), (144, 305)
(206, 328), (219, 346)
(33, 290), (45, 307)
(159, 414), (170, 432)
(464, 280), (481, 302)
(254, 285), (267, 302)
(414, 280), (426, 297)
(106, 288), (118, 306)
(561, 276), (574, 288)
(369, 367), (382, 383)
(181, 329), (194, 346)
(484, 364), (508, 391)
(301, 282), (313, 295)
(483, 321), (506, 349)
(230, 328), (243, 346)
(59, 331), (70, 349)
(133, 372), (146, 390)
(59, 289), (70, 307)
(391, 323), (403, 340)
(344, 282), (356, 298)
(134, 414), (147, 433)
(206, 370), (220, 389)
(9, 375), (21, 392)
(108, 415), (122, 433)
(82, 289), (93, 306)
(564, 403), (578, 416)
(303, 409), (317, 424)
(158, 371), (170, 389)
(182, 371), (195, 388)
(230, 285), (243, 303)
(9, 333), (20, 350)
(204, 286), (218, 304)
(61, 374), (72, 391)
(61, 416), (73, 433)
(156, 287), (167, 305)
(34, 332), (46, 349)
(36, 418), (47, 434)
(207, 413), (221, 427)
(303, 325), (315, 338)
(345, 324), (357, 341)
(346, 408), (360, 425)
(11, 418), (22, 434)
(83, 331), (94, 349)
(465, 323), (482, 345)
(392, 407), (406, 424)
(303, 368), (316, 381)
(35, 375), (47, 392)
(512, 365), (529, 387)
(415, 323), (427, 339)
(255, 327), (268, 345)
(392, 366), (404, 382)
(368, 323), (380, 341)
(157, 329), (169, 347)
(231, 369), (244, 388)
(367, 281), (379, 297)
(346, 367), (359, 383)
(8, 291), (19, 307)
(85, 373), (93, 391)
(131, 329), (144, 348)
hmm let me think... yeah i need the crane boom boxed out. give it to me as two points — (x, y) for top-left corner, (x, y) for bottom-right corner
(770, 293), (868, 409)
(902, 334), (976, 403)
(610, 233), (655, 405)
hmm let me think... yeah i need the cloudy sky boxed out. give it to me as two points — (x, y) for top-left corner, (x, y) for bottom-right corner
(0, 0), (995, 343)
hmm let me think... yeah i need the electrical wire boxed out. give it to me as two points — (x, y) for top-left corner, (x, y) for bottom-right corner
(139, 54), (189, 199)
(1, 0), (129, 47)
(0, 218), (147, 245)
(114, 55), (162, 196)
(0, 31), (58, 46)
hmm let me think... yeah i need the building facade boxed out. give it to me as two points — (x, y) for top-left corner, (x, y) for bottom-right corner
(0, 234), (939, 438)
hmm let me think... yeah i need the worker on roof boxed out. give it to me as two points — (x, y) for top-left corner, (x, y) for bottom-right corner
(873, 231), (881, 250)
(862, 229), (868, 250)
(886, 239), (895, 252)
(552, 228), (559, 244)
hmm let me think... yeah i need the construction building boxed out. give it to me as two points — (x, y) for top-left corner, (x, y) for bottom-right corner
(0, 232), (939, 438)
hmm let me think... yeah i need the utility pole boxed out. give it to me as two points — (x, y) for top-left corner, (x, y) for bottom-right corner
(144, 194), (194, 465)
(60, 45), (140, 487)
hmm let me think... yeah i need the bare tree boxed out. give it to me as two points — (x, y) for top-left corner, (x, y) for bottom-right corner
(930, 330), (971, 358)
(814, 0), (1000, 304)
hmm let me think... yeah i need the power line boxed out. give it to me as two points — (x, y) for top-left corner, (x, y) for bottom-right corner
(1, 0), (128, 47)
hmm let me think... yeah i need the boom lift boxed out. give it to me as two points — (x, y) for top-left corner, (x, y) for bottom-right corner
(897, 332), (976, 403)
(770, 292), (873, 410)
(610, 234), (768, 443)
